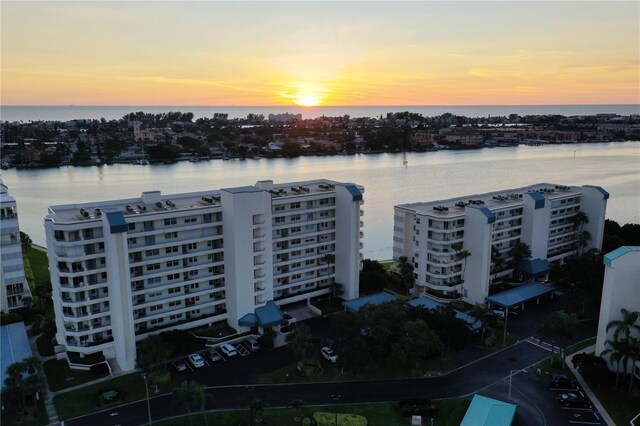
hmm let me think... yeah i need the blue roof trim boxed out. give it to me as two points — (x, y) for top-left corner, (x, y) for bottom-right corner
(222, 185), (263, 194)
(604, 246), (639, 267)
(486, 281), (556, 308)
(584, 185), (610, 200)
(468, 205), (496, 224)
(238, 313), (258, 327)
(105, 210), (128, 234)
(336, 183), (363, 202)
(407, 298), (481, 331)
(517, 258), (550, 275)
(527, 192), (546, 209)
(461, 394), (517, 426)
(255, 301), (284, 328)
(1, 322), (33, 389)
(342, 292), (398, 312)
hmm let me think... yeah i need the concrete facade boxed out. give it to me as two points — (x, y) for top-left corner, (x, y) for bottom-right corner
(1, 177), (32, 313)
(44, 179), (363, 371)
(393, 183), (608, 304)
(595, 246), (640, 374)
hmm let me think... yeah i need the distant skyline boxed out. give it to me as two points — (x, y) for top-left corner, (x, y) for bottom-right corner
(2, 1), (639, 107)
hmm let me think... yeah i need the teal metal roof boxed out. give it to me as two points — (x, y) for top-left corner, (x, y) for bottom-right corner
(604, 246), (640, 267)
(1, 322), (33, 389)
(461, 394), (516, 426)
(222, 185), (263, 194)
(105, 210), (127, 233)
(486, 281), (556, 308)
(406, 297), (482, 331)
(238, 313), (258, 327)
(517, 258), (550, 276)
(342, 292), (398, 312)
(255, 301), (284, 328)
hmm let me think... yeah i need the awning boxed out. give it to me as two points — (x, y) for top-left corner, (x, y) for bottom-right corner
(342, 292), (398, 312)
(517, 258), (550, 276)
(461, 394), (516, 426)
(238, 313), (258, 327)
(486, 281), (556, 309)
(255, 301), (284, 328)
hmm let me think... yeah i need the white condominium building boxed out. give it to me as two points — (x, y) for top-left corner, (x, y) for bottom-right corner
(1, 177), (32, 312)
(394, 183), (608, 304)
(45, 179), (364, 371)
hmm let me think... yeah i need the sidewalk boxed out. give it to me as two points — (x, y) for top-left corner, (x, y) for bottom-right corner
(565, 344), (615, 426)
(28, 333), (60, 426)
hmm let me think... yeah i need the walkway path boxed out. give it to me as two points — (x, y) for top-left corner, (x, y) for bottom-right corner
(566, 345), (615, 426)
(27, 332), (60, 426)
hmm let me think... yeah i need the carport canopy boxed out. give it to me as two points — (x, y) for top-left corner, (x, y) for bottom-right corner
(342, 292), (398, 312)
(239, 301), (284, 328)
(486, 281), (556, 309)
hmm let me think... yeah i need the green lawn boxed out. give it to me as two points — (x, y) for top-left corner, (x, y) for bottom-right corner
(261, 356), (455, 384)
(53, 372), (173, 420)
(379, 260), (393, 272)
(25, 247), (50, 289)
(153, 399), (470, 426)
(44, 359), (108, 392)
(589, 381), (640, 426)
(566, 337), (597, 355)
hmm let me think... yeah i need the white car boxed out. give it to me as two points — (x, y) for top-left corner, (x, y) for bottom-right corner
(188, 353), (205, 368)
(492, 309), (506, 319)
(321, 346), (338, 364)
(220, 343), (237, 357)
(246, 338), (260, 352)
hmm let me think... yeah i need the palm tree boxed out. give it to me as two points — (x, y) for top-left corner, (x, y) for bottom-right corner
(172, 380), (206, 426)
(491, 246), (505, 285)
(570, 211), (589, 255)
(397, 256), (415, 296)
(323, 253), (336, 284)
(468, 304), (492, 342)
(537, 310), (579, 369)
(508, 241), (531, 280)
(451, 243), (471, 298)
(606, 308), (640, 342)
(626, 337), (640, 394)
(602, 338), (626, 389)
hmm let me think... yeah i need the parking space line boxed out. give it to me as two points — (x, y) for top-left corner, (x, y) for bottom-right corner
(185, 362), (193, 372)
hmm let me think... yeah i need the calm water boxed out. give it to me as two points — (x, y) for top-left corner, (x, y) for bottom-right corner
(2, 104), (640, 121)
(2, 142), (639, 259)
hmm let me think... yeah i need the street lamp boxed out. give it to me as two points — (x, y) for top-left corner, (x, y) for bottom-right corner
(141, 373), (152, 426)
(331, 394), (341, 426)
(502, 307), (510, 346)
(508, 368), (528, 401)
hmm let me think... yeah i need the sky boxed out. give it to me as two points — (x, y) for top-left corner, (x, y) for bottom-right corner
(1, 1), (639, 106)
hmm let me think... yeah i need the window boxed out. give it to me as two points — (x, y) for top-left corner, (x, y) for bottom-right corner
(146, 263), (160, 271)
(149, 291), (162, 298)
(128, 238), (137, 245)
(149, 304), (163, 311)
(164, 218), (177, 226)
(165, 232), (178, 239)
(290, 202), (301, 209)
(291, 226), (301, 233)
(188, 257), (198, 263)
(128, 223), (136, 231)
(319, 199), (329, 206)
(184, 217), (197, 224)
(147, 277), (161, 284)
(165, 246), (178, 254)
(145, 249), (160, 257)
(186, 243), (197, 250)
(150, 318), (164, 325)
(307, 213), (314, 220)
(168, 287), (179, 294)
(275, 217), (285, 224)
(291, 215), (301, 222)
(189, 270), (198, 276)
(167, 260), (180, 267)
(274, 205), (285, 212)
(169, 300), (182, 307)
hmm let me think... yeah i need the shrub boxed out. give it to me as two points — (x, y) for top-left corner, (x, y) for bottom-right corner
(313, 412), (367, 426)
(446, 399), (470, 426)
(36, 333), (55, 356)
(0, 311), (24, 325)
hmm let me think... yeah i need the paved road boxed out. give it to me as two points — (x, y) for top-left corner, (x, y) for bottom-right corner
(66, 339), (551, 426)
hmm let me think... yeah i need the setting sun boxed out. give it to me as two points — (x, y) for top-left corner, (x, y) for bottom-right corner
(294, 94), (321, 107)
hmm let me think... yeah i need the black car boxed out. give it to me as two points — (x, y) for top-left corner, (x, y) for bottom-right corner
(556, 392), (593, 409)
(551, 373), (578, 389)
(397, 398), (439, 416)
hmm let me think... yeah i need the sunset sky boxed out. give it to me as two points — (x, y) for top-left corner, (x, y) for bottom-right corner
(2, 1), (639, 106)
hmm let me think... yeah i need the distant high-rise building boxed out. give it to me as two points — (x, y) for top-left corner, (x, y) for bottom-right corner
(45, 179), (363, 371)
(1, 177), (32, 312)
(394, 183), (608, 304)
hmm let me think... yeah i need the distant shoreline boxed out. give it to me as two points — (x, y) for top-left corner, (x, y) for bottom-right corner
(2, 104), (639, 122)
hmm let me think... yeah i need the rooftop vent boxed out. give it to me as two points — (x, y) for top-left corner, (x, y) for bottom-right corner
(155, 202), (163, 209)
(166, 200), (175, 207)
(137, 204), (147, 212)
(94, 208), (102, 217)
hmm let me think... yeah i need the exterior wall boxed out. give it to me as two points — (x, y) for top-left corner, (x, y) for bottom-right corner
(595, 247), (640, 373)
(1, 179), (32, 313)
(45, 179), (363, 371)
(394, 183), (607, 305)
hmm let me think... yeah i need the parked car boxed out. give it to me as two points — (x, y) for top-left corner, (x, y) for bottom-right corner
(492, 309), (506, 318)
(171, 360), (188, 372)
(397, 398), (439, 416)
(246, 338), (260, 352)
(206, 349), (222, 362)
(557, 392), (592, 409)
(551, 374), (578, 389)
(220, 343), (237, 357)
(321, 346), (338, 364)
(188, 353), (205, 368)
